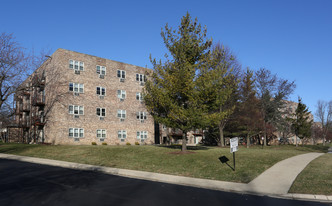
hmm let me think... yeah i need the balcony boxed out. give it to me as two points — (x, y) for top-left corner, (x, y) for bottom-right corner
(19, 117), (30, 128)
(22, 103), (30, 112)
(32, 95), (45, 106)
(22, 90), (31, 96)
(32, 75), (46, 88)
(34, 117), (45, 126)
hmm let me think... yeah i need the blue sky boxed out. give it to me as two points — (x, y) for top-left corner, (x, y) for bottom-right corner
(1, 0), (331, 119)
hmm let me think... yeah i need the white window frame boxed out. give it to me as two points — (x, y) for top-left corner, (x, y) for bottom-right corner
(69, 105), (84, 115)
(97, 129), (106, 139)
(96, 65), (106, 75)
(136, 111), (147, 120)
(118, 130), (127, 140)
(69, 128), (84, 138)
(69, 83), (84, 93)
(117, 110), (126, 119)
(97, 87), (106, 96)
(69, 60), (84, 71)
(117, 70), (126, 79)
(117, 90), (126, 99)
(137, 131), (148, 140)
(136, 92), (143, 101)
(136, 73), (146, 82)
(96, 108), (106, 117)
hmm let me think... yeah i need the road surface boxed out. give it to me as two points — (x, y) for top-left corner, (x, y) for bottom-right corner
(0, 159), (328, 206)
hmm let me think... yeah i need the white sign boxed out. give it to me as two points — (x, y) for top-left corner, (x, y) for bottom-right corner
(230, 137), (239, 153)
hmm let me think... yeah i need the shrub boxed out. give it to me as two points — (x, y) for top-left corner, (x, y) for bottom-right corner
(135, 142), (140, 145)
(126, 142), (131, 146)
(102, 142), (107, 145)
(91, 142), (97, 145)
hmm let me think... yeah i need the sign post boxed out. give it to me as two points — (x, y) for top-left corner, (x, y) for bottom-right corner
(230, 137), (238, 171)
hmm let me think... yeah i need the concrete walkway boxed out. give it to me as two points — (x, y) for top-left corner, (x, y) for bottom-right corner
(246, 153), (323, 195)
(0, 152), (331, 203)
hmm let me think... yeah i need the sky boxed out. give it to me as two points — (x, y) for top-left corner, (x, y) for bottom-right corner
(1, 0), (331, 120)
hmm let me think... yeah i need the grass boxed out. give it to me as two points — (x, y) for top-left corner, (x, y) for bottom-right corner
(289, 153), (332, 195)
(0, 143), (328, 185)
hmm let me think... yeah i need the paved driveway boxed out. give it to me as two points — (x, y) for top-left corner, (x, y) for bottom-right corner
(0, 159), (328, 206)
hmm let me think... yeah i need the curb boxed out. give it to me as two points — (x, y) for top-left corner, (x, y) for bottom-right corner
(0, 153), (331, 203)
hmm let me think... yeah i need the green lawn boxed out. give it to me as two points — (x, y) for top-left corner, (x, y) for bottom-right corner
(289, 153), (332, 195)
(0, 143), (328, 185)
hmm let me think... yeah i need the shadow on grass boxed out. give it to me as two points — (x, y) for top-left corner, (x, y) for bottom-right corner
(156, 145), (210, 150)
(297, 144), (330, 153)
(218, 155), (234, 171)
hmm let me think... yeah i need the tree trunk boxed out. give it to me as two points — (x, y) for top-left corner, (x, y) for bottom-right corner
(263, 121), (267, 146)
(181, 131), (187, 152)
(219, 122), (226, 147)
(246, 133), (250, 148)
(295, 135), (298, 147)
(323, 133), (326, 146)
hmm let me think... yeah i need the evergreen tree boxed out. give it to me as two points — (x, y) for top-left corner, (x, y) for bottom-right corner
(290, 97), (313, 146)
(144, 13), (212, 151)
(237, 68), (263, 148)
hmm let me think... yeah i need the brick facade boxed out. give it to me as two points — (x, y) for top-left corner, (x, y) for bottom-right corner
(15, 49), (155, 145)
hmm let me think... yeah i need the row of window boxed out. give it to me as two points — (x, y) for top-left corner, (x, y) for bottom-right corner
(69, 105), (147, 120)
(69, 84), (144, 101)
(69, 128), (148, 141)
(69, 59), (147, 82)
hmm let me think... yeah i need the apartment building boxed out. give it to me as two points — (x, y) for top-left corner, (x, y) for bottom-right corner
(14, 49), (154, 145)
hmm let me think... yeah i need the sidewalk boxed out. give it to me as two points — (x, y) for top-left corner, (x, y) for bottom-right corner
(0, 152), (331, 203)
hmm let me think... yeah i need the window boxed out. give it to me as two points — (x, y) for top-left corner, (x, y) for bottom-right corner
(117, 90), (126, 99)
(69, 128), (84, 138)
(69, 105), (84, 115)
(136, 111), (147, 120)
(96, 108), (106, 117)
(96, 65), (106, 75)
(136, 74), (146, 82)
(117, 110), (126, 119)
(97, 87), (106, 96)
(117, 70), (126, 79)
(69, 60), (84, 71)
(97, 129), (106, 138)
(118, 130), (127, 140)
(137, 131), (148, 140)
(69, 83), (84, 93)
(136, 92), (143, 101)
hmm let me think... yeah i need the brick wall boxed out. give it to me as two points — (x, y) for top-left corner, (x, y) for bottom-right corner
(39, 49), (154, 145)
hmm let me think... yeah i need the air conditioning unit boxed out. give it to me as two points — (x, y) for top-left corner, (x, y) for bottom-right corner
(99, 74), (104, 79)
(140, 120), (144, 123)
(140, 82), (145, 86)
(74, 138), (80, 142)
(120, 98), (124, 102)
(75, 70), (80, 75)
(74, 115), (79, 119)
(99, 138), (104, 142)
(99, 117), (104, 120)
(120, 118), (125, 122)
(74, 92), (80, 96)
(120, 78), (125, 82)
(99, 95), (104, 99)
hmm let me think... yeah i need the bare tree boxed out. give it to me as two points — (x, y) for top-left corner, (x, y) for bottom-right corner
(255, 68), (296, 146)
(0, 33), (29, 111)
(315, 100), (332, 146)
